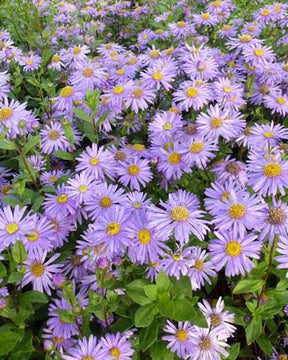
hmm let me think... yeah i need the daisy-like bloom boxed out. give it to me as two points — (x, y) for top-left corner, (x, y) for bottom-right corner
(0, 98), (28, 135)
(90, 206), (130, 257)
(141, 59), (177, 90)
(104, 81), (133, 108)
(157, 143), (190, 181)
(198, 298), (236, 339)
(189, 326), (229, 360)
(188, 247), (217, 291)
(19, 53), (42, 71)
(173, 80), (211, 111)
(149, 190), (209, 244)
(209, 230), (262, 276)
(23, 214), (55, 255)
(46, 213), (74, 249)
(127, 213), (168, 265)
(213, 77), (245, 111)
(28, 154), (46, 172)
(249, 82), (280, 106)
(250, 121), (288, 148)
(275, 236), (288, 275)
(40, 122), (70, 154)
(259, 199), (288, 243)
(263, 92), (288, 117)
(160, 248), (194, 280)
(243, 42), (275, 67)
(212, 156), (247, 187)
(217, 24), (237, 39)
(122, 191), (151, 214)
(247, 151), (288, 196)
(0, 205), (33, 248)
(47, 298), (80, 339)
(183, 48), (218, 81)
(21, 252), (63, 295)
(100, 332), (134, 360)
(40, 169), (68, 186)
(52, 85), (84, 112)
(117, 158), (152, 191)
(66, 172), (97, 204)
(62, 335), (107, 360)
(76, 144), (115, 180)
(162, 320), (194, 358)
(212, 189), (265, 237)
(193, 12), (219, 27)
(180, 135), (218, 169)
(85, 183), (126, 220)
(62, 44), (90, 66)
(43, 184), (78, 217)
(49, 53), (64, 71)
(125, 82), (156, 113)
(226, 34), (260, 53)
(168, 21), (194, 39)
(70, 60), (107, 90)
(149, 110), (182, 138)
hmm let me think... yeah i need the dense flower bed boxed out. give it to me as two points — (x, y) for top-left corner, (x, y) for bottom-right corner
(0, 0), (288, 359)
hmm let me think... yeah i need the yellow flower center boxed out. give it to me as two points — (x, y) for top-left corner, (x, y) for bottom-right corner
(210, 117), (222, 128)
(261, 9), (270, 16)
(212, 1), (221, 7)
(186, 87), (198, 98)
(239, 34), (252, 43)
(138, 229), (151, 244)
(163, 123), (172, 130)
(194, 259), (204, 270)
(127, 164), (140, 175)
(225, 241), (242, 257)
(199, 336), (212, 350)
(171, 206), (190, 221)
(133, 201), (142, 208)
(254, 49), (264, 57)
(268, 207), (284, 224)
(113, 85), (124, 95)
(31, 263), (45, 277)
(276, 97), (286, 105)
(248, 26), (255, 31)
(133, 144), (145, 151)
(60, 86), (73, 98)
(176, 329), (188, 341)
(201, 13), (211, 19)
(173, 255), (181, 261)
(264, 131), (274, 138)
(177, 21), (186, 28)
(210, 313), (222, 326)
(49, 175), (58, 182)
(100, 197), (112, 208)
(57, 194), (68, 203)
(152, 71), (163, 80)
(78, 186), (87, 193)
(90, 158), (99, 166)
(189, 141), (204, 154)
(278, 355), (288, 360)
(110, 347), (121, 360)
(149, 50), (160, 59)
(263, 163), (282, 177)
(82, 357), (93, 360)
(168, 152), (181, 164)
(114, 151), (126, 161)
(223, 25), (231, 31)
(106, 222), (121, 236)
(83, 67), (93, 77)
(155, 29), (164, 35)
(132, 88), (143, 98)
(223, 86), (232, 93)
(27, 230), (39, 242)
(0, 107), (13, 120)
(48, 130), (60, 140)
(6, 223), (19, 234)
(72, 46), (81, 54)
(228, 203), (246, 219)
(117, 69), (125, 76)
(26, 59), (33, 65)
(221, 191), (230, 202)
(52, 55), (60, 62)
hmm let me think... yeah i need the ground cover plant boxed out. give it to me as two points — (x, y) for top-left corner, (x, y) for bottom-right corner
(0, 0), (288, 359)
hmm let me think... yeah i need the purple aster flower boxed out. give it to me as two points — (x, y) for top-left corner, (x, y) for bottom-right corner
(212, 156), (247, 187)
(149, 110), (182, 138)
(40, 122), (70, 154)
(182, 48), (218, 80)
(62, 335), (107, 360)
(70, 60), (107, 90)
(263, 92), (288, 117)
(122, 191), (151, 214)
(76, 144), (115, 180)
(213, 77), (245, 111)
(173, 80), (211, 111)
(247, 151), (288, 196)
(208, 230), (262, 276)
(162, 320), (194, 358)
(52, 85), (84, 113)
(66, 172), (97, 204)
(193, 12), (219, 27)
(249, 121), (288, 148)
(0, 205), (33, 248)
(243, 42), (275, 66)
(62, 45), (90, 66)
(275, 236), (288, 275)
(45, 213), (74, 249)
(149, 190), (209, 244)
(212, 189), (265, 237)
(160, 248), (194, 280)
(44, 184), (78, 217)
(124, 82), (156, 113)
(141, 58), (177, 90)
(117, 158), (152, 191)
(0, 98), (28, 136)
(103, 81), (133, 109)
(19, 53), (42, 71)
(22, 251), (63, 295)
(47, 298), (80, 339)
(100, 332), (134, 360)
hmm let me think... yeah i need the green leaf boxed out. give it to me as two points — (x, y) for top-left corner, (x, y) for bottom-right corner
(23, 135), (41, 154)
(126, 280), (152, 305)
(73, 107), (92, 122)
(12, 241), (27, 264)
(55, 309), (76, 324)
(0, 139), (16, 150)
(0, 330), (21, 355)
(245, 315), (262, 345)
(20, 291), (48, 305)
(139, 319), (158, 351)
(0, 262), (7, 278)
(150, 340), (175, 360)
(158, 295), (174, 318)
(62, 121), (75, 145)
(233, 279), (264, 295)
(172, 275), (192, 299)
(53, 151), (74, 161)
(86, 88), (100, 112)
(9, 331), (35, 360)
(144, 285), (158, 301)
(227, 343), (240, 360)
(96, 110), (110, 127)
(7, 271), (24, 283)
(256, 334), (273, 356)
(134, 303), (158, 327)
(156, 271), (172, 292)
